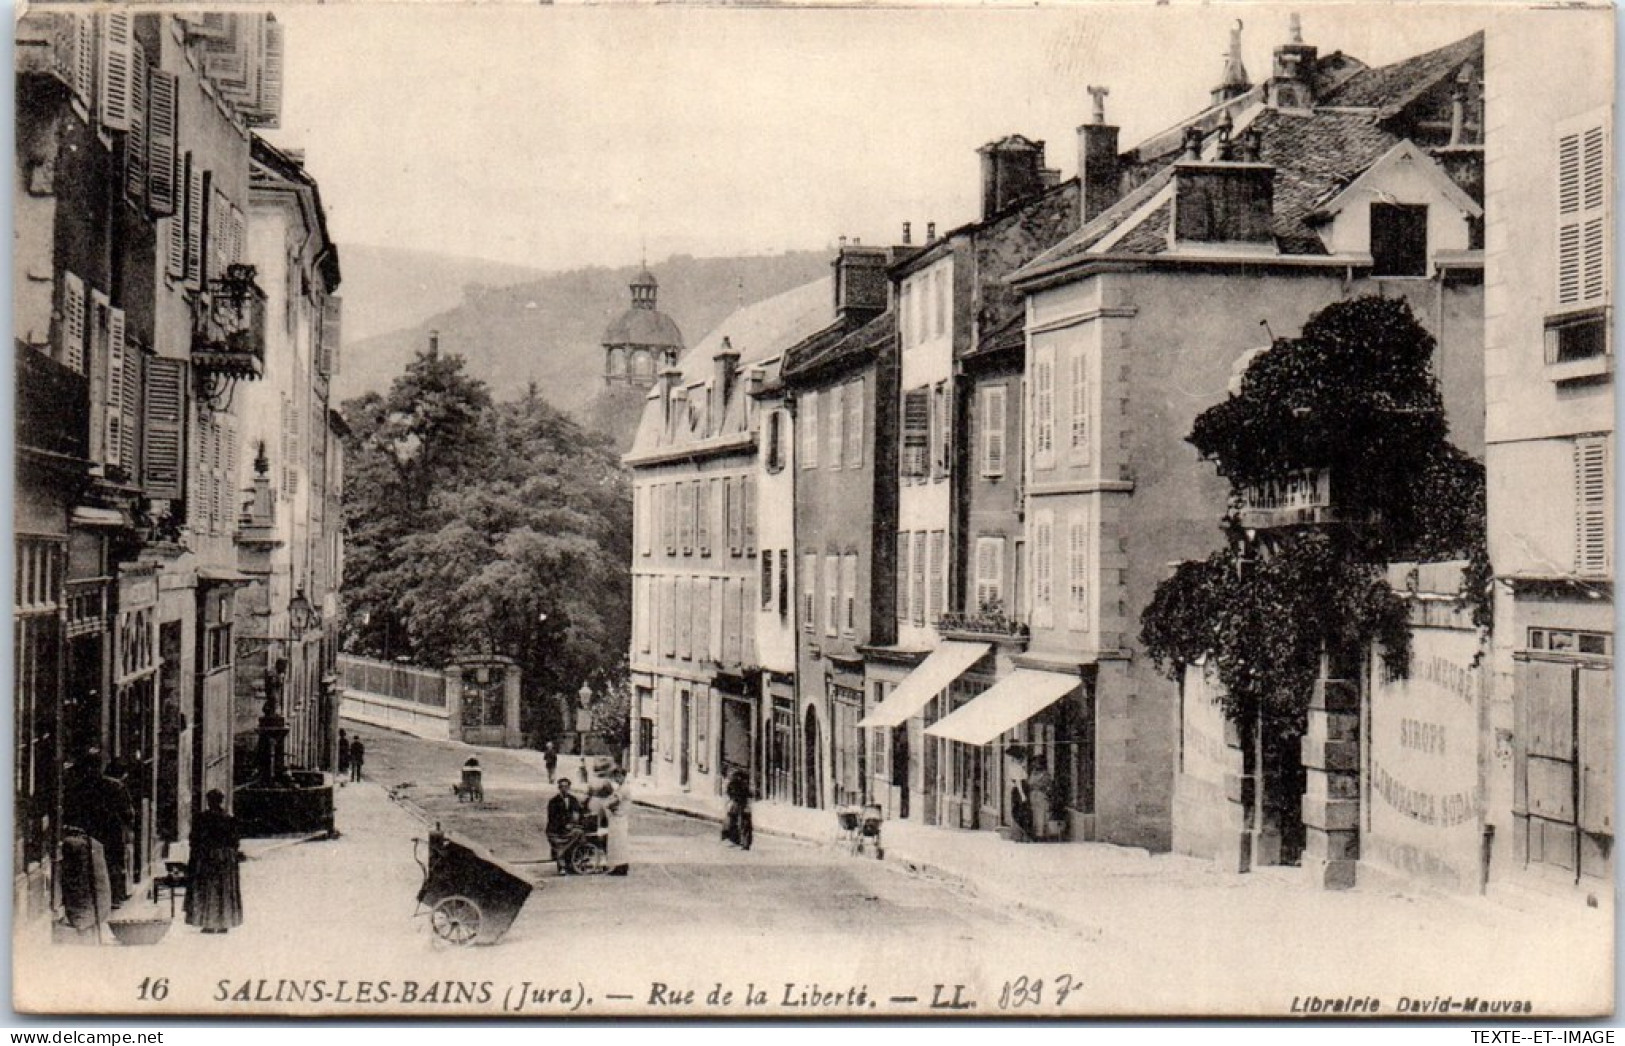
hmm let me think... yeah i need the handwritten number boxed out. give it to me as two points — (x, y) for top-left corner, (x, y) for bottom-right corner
(137, 977), (169, 1002)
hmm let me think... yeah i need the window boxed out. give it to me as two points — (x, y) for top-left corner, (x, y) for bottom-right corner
(1547, 310), (1610, 364)
(698, 478), (715, 556)
(896, 532), (910, 623)
(778, 550), (789, 618)
(842, 553), (858, 635)
(974, 537), (1005, 613)
(845, 379), (864, 468)
(695, 577), (711, 661)
(1070, 346), (1090, 458)
(61, 272), (87, 374)
(802, 553), (818, 632)
(1575, 436), (1610, 575)
(1528, 628), (1612, 657)
(911, 532), (927, 628)
(142, 357), (186, 500)
(742, 475), (757, 553)
(1557, 115), (1609, 309)
(1370, 203), (1428, 277)
(934, 269), (947, 337)
(638, 577), (651, 654)
(801, 391), (819, 468)
(981, 384), (1007, 478)
(765, 410), (785, 472)
(1068, 516), (1090, 631)
(662, 578), (676, 656)
(931, 382), (950, 479)
(899, 283), (911, 347)
(761, 550), (774, 610)
(678, 481), (694, 554)
(711, 577), (726, 659)
(677, 577), (691, 660)
(928, 531), (946, 623)
(902, 387), (930, 478)
(827, 383), (843, 470)
(639, 487), (652, 556)
(1033, 342), (1055, 466)
(825, 555), (840, 637)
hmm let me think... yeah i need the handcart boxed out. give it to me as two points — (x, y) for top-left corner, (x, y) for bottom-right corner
(836, 803), (884, 859)
(412, 826), (533, 945)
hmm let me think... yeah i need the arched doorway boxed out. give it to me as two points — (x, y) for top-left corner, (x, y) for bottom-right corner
(802, 707), (823, 809)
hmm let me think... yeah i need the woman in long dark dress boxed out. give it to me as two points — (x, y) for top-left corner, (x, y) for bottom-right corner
(185, 789), (244, 934)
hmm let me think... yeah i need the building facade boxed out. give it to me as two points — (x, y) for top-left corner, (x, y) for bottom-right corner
(1482, 12), (1614, 893)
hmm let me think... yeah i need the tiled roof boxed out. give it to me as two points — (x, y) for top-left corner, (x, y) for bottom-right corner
(1253, 108), (1399, 254)
(782, 311), (895, 383)
(1321, 32), (1482, 111)
(963, 311), (1025, 361)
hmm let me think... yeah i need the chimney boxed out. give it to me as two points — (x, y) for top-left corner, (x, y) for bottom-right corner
(977, 135), (1048, 220)
(428, 330), (440, 357)
(901, 222), (912, 245)
(659, 362), (683, 430)
(1211, 20), (1252, 106)
(1078, 85), (1122, 222)
(927, 222), (937, 241)
(1173, 157), (1275, 246)
(1268, 13), (1319, 110)
(1449, 64), (1473, 146)
(832, 245), (889, 325)
(713, 336), (740, 434)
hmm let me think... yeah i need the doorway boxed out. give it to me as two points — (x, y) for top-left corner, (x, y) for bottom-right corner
(679, 689), (691, 788)
(802, 707), (823, 809)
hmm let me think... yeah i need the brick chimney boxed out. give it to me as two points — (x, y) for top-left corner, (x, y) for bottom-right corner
(1078, 85), (1121, 222)
(1172, 157), (1275, 246)
(713, 336), (740, 435)
(1268, 13), (1318, 111)
(978, 135), (1048, 220)
(832, 244), (890, 325)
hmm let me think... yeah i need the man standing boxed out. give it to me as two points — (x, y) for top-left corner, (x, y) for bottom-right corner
(543, 741), (558, 782)
(337, 728), (350, 777)
(349, 736), (365, 783)
(545, 778), (585, 873)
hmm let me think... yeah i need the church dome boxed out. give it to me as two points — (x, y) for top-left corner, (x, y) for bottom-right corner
(602, 266), (683, 350)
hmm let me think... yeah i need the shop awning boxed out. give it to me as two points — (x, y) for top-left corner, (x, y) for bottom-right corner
(856, 641), (990, 729)
(923, 669), (1078, 746)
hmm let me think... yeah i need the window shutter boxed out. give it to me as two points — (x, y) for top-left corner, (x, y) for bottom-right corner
(911, 532), (927, 627)
(186, 413), (206, 530)
(320, 297), (343, 376)
(1070, 347), (1089, 457)
(928, 531), (946, 622)
(187, 167), (208, 286)
(122, 41), (148, 205)
(975, 537), (1004, 613)
(1068, 517), (1089, 631)
(223, 412), (240, 529)
(142, 357), (186, 500)
(121, 344), (141, 473)
(700, 477), (715, 555)
(896, 532), (910, 622)
(825, 555), (839, 636)
(846, 378), (864, 468)
(104, 307), (126, 466)
(743, 475), (756, 554)
(261, 18), (285, 127)
(97, 12), (133, 131)
(662, 579), (676, 657)
(1575, 437), (1610, 575)
(87, 292), (108, 463)
(828, 382), (843, 469)
(778, 549), (790, 618)
(61, 272), (86, 374)
(72, 15), (95, 107)
(1034, 511), (1054, 627)
(842, 553), (858, 634)
(279, 396), (295, 498)
(761, 550), (773, 610)
(802, 391), (819, 468)
(210, 412), (226, 533)
(146, 72), (178, 218)
(1034, 343), (1056, 465)
(928, 383), (942, 478)
(802, 552), (817, 631)
(903, 387), (930, 477)
(982, 384), (1007, 477)
(1557, 116), (1610, 309)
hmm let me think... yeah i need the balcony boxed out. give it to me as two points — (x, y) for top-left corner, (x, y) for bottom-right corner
(192, 265), (267, 381)
(17, 344), (89, 461)
(937, 611), (1030, 648)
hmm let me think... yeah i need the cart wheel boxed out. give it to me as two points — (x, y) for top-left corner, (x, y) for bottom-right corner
(569, 841), (609, 876)
(430, 895), (482, 945)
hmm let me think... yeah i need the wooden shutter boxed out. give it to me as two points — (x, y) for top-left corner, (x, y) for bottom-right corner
(1558, 115), (1610, 308)
(1575, 437), (1610, 575)
(974, 537), (1004, 613)
(699, 478), (715, 555)
(87, 291), (108, 462)
(802, 391), (819, 468)
(1033, 343), (1056, 465)
(760, 550), (773, 610)
(122, 41), (147, 205)
(743, 475), (756, 553)
(1068, 517), (1089, 631)
(147, 72), (178, 218)
(896, 532), (910, 622)
(97, 12), (133, 131)
(1033, 511), (1054, 626)
(1578, 667), (1614, 837)
(104, 307), (126, 466)
(712, 577), (726, 658)
(61, 272), (86, 374)
(928, 531), (946, 622)
(982, 384), (1007, 478)
(320, 297), (343, 376)
(911, 532), (927, 627)
(697, 576), (713, 661)
(72, 15), (95, 107)
(827, 383), (843, 469)
(842, 553), (858, 634)
(662, 579), (676, 657)
(143, 358), (186, 499)
(802, 552), (817, 631)
(846, 378), (864, 468)
(187, 168), (208, 286)
(223, 412), (240, 528)
(1070, 346), (1090, 457)
(903, 387), (930, 477)
(825, 555), (839, 636)
(778, 549), (790, 618)
(121, 344), (141, 473)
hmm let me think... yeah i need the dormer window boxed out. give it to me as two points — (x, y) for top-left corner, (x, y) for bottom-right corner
(1370, 203), (1428, 276)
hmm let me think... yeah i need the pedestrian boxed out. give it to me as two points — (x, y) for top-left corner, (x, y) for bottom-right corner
(543, 741), (558, 782)
(545, 777), (585, 874)
(1027, 755), (1056, 842)
(185, 789), (243, 935)
(349, 736), (365, 782)
(66, 755), (136, 907)
(1006, 750), (1033, 842)
(337, 728), (350, 777)
(723, 769), (753, 850)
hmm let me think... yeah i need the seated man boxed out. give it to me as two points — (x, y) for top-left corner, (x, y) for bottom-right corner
(545, 777), (586, 872)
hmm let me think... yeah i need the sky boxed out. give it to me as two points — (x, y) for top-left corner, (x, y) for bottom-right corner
(262, 2), (1500, 273)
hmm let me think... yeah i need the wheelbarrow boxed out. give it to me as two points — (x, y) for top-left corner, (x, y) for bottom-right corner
(412, 827), (533, 945)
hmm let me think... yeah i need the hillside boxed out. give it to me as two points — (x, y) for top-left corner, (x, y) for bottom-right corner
(334, 250), (836, 423)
